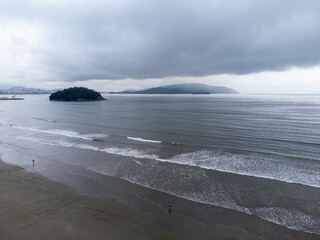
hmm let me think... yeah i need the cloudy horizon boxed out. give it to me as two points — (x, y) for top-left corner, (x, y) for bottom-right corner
(1, 0), (320, 94)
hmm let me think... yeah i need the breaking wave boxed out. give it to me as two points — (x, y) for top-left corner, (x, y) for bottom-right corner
(127, 136), (162, 143)
(19, 136), (158, 160)
(158, 150), (320, 188)
(12, 125), (108, 140)
(18, 134), (320, 188)
(127, 136), (180, 145)
(17, 136), (320, 234)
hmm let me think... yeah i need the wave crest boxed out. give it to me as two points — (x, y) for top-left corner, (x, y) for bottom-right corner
(12, 125), (108, 140)
(127, 136), (161, 144)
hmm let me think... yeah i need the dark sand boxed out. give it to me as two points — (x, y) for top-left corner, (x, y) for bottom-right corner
(0, 159), (263, 240)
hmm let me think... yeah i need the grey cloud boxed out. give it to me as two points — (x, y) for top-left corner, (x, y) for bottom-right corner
(1, 0), (320, 82)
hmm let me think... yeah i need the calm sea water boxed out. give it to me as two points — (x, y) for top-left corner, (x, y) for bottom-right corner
(1, 94), (320, 234)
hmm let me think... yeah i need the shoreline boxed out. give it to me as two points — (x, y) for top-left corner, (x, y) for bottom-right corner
(0, 97), (24, 100)
(0, 159), (263, 240)
(1, 141), (320, 240)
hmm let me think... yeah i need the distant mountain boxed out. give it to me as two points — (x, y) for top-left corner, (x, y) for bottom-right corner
(0, 87), (58, 94)
(110, 83), (238, 94)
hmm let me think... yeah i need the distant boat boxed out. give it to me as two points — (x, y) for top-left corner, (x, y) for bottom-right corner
(192, 91), (210, 95)
(0, 96), (24, 100)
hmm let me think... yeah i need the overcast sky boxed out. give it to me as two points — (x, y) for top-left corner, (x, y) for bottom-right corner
(1, 0), (320, 93)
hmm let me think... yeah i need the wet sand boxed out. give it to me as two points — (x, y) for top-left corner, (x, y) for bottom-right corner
(0, 159), (263, 240)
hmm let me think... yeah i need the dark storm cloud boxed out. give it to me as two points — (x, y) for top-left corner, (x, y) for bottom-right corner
(1, 0), (320, 82)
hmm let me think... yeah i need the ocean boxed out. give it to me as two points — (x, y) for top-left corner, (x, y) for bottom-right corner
(1, 94), (319, 238)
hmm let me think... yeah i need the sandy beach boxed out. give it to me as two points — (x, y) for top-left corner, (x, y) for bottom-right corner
(0, 159), (264, 240)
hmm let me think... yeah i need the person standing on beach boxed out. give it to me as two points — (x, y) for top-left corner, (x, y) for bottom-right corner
(168, 203), (172, 213)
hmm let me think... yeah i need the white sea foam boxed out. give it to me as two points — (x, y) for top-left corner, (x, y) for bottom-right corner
(155, 150), (320, 188)
(119, 171), (320, 234)
(18, 136), (320, 234)
(134, 160), (143, 165)
(127, 136), (180, 145)
(100, 147), (158, 159)
(12, 125), (108, 140)
(82, 133), (109, 138)
(249, 207), (319, 234)
(0, 120), (12, 126)
(18, 133), (320, 188)
(127, 136), (161, 144)
(19, 136), (158, 160)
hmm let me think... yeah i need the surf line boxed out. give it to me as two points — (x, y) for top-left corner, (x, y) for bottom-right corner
(127, 136), (161, 144)
(127, 136), (181, 145)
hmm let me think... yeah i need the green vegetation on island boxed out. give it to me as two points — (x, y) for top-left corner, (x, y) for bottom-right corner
(49, 87), (105, 101)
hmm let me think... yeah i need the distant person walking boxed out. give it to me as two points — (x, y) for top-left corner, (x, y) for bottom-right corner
(168, 203), (172, 213)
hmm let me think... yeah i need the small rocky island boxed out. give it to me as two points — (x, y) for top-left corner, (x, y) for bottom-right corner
(49, 87), (105, 101)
